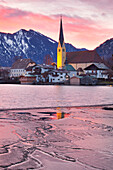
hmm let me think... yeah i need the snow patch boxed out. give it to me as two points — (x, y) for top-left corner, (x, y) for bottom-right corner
(14, 35), (17, 40)
(26, 36), (31, 40)
(22, 39), (28, 53)
(18, 30), (23, 36)
(31, 44), (35, 48)
(6, 39), (13, 46)
(48, 39), (55, 43)
(4, 36), (7, 41)
(37, 32), (43, 36)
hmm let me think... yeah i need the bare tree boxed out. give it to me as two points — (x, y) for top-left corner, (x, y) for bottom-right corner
(43, 54), (53, 65)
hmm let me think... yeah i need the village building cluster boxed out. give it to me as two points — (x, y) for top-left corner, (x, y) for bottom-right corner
(0, 17), (113, 85)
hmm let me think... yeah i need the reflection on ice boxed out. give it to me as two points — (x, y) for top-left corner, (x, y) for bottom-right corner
(53, 107), (70, 120)
(39, 107), (70, 120)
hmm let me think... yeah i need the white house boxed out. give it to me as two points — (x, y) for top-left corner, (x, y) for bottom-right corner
(10, 59), (36, 78)
(84, 63), (109, 79)
(32, 64), (54, 74)
(48, 69), (69, 83)
(19, 63), (77, 84)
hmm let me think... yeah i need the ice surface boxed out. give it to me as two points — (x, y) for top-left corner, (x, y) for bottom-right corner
(0, 106), (113, 169)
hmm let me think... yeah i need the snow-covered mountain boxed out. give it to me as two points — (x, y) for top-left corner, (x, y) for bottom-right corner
(96, 38), (113, 66)
(0, 29), (86, 67)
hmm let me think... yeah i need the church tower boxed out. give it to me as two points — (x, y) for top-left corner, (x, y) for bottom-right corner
(57, 17), (66, 69)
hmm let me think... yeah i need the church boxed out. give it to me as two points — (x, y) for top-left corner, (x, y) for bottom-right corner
(57, 17), (104, 71)
(56, 17), (109, 80)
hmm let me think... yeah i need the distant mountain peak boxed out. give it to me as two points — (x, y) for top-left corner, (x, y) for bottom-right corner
(0, 29), (86, 67)
(96, 37), (113, 66)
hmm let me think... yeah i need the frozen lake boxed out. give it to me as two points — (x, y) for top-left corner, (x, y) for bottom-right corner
(0, 84), (113, 109)
(0, 106), (113, 169)
(0, 84), (113, 169)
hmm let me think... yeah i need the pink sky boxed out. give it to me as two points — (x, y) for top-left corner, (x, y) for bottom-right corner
(0, 0), (113, 49)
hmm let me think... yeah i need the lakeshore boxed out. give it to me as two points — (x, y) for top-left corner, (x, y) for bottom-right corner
(0, 78), (113, 86)
(0, 105), (113, 169)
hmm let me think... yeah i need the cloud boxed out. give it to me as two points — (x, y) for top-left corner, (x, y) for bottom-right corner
(0, 4), (113, 49)
(0, 5), (28, 18)
(0, 0), (6, 2)
(80, 0), (113, 11)
(59, 15), (113, 49)
(0, 5), (57, 34)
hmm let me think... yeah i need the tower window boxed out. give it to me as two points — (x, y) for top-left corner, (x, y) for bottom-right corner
(59, 49), (61, 52)
(63, 49), (65, 52)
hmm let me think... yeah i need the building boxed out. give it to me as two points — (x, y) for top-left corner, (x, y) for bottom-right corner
(48, 69), (69, 84)
(33, 64), (55, 74)
(34, 64), (55, 83)
(66, 50), (103, 70)
(57, 17), (66, 69)
(10, 59), (36, 78)
(70, 76), (80, 85)
(80, 75), (97, 85)
(19, 75), (37, 85)
(0, 67), (10, 82)
(84, 63), (109, 79)
(19, 63), (70, 84)
(64, 64), (77, 78)
(31, 64), (69, 84)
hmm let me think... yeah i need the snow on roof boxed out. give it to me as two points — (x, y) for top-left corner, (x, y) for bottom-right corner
(84, 63), (109, 70)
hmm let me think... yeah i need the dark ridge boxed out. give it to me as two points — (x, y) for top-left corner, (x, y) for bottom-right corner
(0, 103), (113, 112)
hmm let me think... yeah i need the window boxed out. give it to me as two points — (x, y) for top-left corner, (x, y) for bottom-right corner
(59, 49), (60, 52)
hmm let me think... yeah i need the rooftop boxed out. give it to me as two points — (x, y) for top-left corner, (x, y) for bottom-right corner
(66, 50), (103, 64)
(64, 64), (76, 71)
(11, 59), (36, 69)
(84, 63), (109, 70)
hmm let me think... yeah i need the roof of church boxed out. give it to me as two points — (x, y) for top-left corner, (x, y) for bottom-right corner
(59, 17), (64, 47)
(66, 50), (103, 64)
